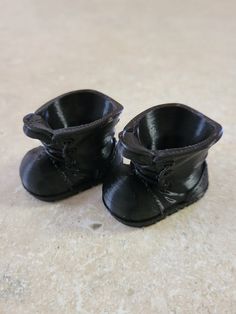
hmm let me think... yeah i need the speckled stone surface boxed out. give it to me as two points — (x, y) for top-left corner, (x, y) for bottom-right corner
(0, 0), (235, 313)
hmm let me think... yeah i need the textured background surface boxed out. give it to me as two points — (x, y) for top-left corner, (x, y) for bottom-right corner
(0, 0), (235, 313)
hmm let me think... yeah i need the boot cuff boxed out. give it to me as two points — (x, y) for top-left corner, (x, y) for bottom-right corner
(23, 90), (123, 143)
(119, 103), (223, 164)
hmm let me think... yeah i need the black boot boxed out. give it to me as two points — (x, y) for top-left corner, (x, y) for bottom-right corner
(20, 90), (123, 201)
(102, 103), (222, 227)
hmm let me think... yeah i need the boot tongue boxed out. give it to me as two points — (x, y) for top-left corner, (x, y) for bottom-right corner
(23, 113), (53, 143)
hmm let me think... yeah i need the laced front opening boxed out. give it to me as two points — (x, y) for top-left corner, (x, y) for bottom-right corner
(44, 139), (74, 161)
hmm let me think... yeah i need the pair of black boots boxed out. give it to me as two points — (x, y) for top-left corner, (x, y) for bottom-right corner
(20, 90), (222, 227)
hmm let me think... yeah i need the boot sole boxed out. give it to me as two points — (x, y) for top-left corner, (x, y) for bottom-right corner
(22, 178), (102, 202)
(103, 185), (208, 227)
(103, 163), (209, 227)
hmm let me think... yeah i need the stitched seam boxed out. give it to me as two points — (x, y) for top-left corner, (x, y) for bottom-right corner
(49, 156), (74, 191)
(138, 176), (165, 216)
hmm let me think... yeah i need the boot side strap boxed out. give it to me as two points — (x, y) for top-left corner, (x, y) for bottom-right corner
(185, 162), (208, 201)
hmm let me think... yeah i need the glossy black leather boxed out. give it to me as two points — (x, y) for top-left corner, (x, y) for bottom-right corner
(102, 104), (223, 227)
(20, 90), (123, 201)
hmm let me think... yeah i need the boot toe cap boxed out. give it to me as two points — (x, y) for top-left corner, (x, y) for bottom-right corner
(102, 164), (165, 225)
(20, 146), (70, 199)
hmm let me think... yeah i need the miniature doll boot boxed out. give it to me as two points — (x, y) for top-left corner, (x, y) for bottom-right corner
(102, 103), (222, 227)
(20, 90), (123, 201)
